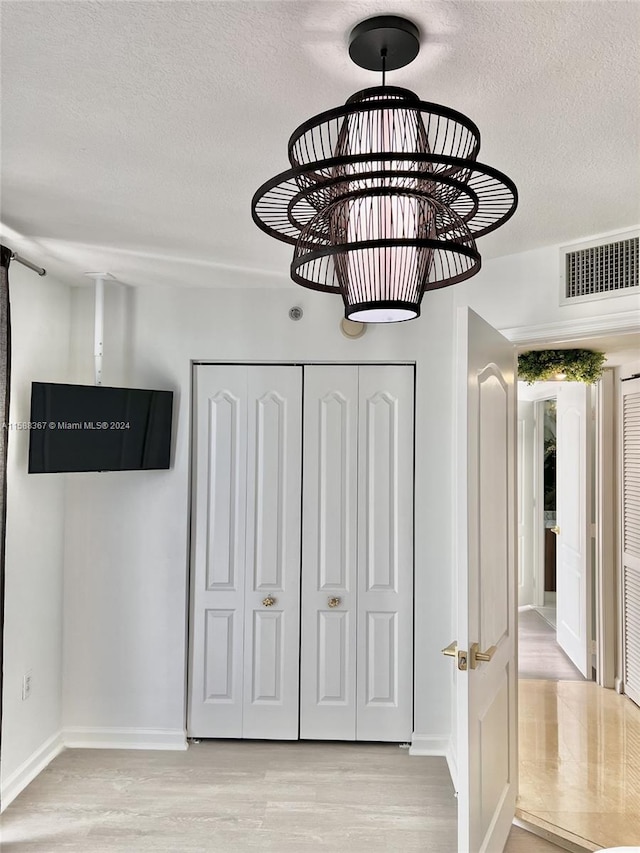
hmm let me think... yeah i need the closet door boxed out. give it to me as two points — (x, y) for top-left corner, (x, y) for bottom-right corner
(243, 367), (303, 738)
(356, 366), (414, 741)
(189, 365), (302, 739)
(622, 377), (640, 707)
(300, 366), (359, 739)
(301, 364), (414, 742)
(189, 365), (248, 737)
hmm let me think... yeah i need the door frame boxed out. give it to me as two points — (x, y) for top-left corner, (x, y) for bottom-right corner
(596, 369), (616, 689)
(185, 359), (417, 740)
(533, 395), (554, 610)
(505, 321), (629, 844)
(516, 388), (559, 611)
(502, 311), (635, 695)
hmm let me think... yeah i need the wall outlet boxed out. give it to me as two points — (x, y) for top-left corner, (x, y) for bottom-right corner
(22, 671), (32, 700)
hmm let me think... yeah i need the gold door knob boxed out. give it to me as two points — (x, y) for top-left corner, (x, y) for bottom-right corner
(550, 525), (560, 535)
(328, 597), (341, 608)
(470, 642), (497, 669)
(262, 596), (276, 607)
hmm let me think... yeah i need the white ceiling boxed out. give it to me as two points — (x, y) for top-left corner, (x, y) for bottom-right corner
(2, 1), (639, 288)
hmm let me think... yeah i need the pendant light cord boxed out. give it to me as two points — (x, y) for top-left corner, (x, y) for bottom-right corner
(381, 47), (387, 87)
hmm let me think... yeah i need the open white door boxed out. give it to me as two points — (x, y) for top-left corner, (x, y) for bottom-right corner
(555, 383), (592, 678)
(453, 308), (517, 853)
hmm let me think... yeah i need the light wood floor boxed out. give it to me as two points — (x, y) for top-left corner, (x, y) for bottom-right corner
(0, 742), (566, 852)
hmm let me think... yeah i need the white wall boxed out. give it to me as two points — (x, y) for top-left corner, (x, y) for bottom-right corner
(53, 230), (640, 759)
(454, 240), (639, 334)
(1, 264), (71, 801)
(62, 283), (457, 745)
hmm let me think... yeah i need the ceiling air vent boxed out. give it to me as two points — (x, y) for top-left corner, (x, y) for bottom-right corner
(560, 230), (639, 305)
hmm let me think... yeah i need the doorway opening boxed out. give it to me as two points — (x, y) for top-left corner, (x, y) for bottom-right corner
(515, 346), (640, 850)
(518, 385), (591, 682)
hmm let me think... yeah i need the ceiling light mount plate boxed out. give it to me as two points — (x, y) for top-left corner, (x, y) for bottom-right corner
(340, 317), (367, 339)
(349, 16), (420, 72)
(84, 272), (115, 280)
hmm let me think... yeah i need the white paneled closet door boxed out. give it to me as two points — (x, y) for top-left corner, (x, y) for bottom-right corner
(300, 366), (359, 739)
(301, 365), (414, 742)
(189, 365), (302, 739)
(190, 366), (247, 738)
(242, 367), (303, 738)
(356, 366), (414, 741)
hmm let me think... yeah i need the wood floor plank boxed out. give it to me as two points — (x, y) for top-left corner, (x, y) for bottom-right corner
(1, 741), (568, 852)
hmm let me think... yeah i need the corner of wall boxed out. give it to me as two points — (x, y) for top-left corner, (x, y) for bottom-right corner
(1, 265), (72, 804)
(0, 730), (65, 813)
(409, 733), (449, 756)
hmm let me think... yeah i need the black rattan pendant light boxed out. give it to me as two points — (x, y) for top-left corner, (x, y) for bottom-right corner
(251, 16), (518, 323)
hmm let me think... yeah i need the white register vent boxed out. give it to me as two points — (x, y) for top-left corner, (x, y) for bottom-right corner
(560, 230), (639, 305)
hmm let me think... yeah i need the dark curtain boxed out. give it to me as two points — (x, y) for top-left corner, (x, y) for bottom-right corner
(0, 246), (12, 793)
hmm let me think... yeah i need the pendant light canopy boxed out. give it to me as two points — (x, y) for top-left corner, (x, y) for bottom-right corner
(251, 16), (518, 323)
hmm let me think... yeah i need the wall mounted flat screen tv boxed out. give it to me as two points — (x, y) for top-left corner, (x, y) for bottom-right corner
(28, 382), (173, 473)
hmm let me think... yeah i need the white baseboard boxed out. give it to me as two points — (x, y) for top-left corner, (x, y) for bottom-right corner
(518, 604), (535, 612)
(1, 730), (65, 812)
(409, 733), (449, 757)
(1, 727), (187, 811)
(63, 727), (188, 750)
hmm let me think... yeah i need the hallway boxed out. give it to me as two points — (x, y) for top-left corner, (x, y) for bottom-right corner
(518, 608), (585, 681)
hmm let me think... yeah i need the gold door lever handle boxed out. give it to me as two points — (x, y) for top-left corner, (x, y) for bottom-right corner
(328, 597), (341, 608)
(470, 642), (497, 669)
(262, 596), (276, 607)
(442, 641), (457, 657)
(550, 525), (560, 535)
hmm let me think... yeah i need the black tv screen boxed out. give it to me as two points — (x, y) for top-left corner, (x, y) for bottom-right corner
(28, 382), (173, 473)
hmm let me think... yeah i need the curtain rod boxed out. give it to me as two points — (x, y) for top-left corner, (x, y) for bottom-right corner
(10, 251), (47, 277)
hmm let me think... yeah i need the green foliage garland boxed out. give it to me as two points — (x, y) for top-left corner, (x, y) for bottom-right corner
(517, 349), (606, 384)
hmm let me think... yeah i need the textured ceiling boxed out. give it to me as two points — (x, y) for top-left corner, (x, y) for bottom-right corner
(1, 0), (639, 288)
